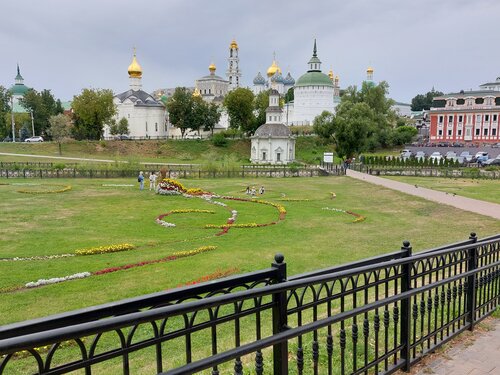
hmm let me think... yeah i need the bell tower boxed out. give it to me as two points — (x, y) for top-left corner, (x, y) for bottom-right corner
(227, 39), (242, 90)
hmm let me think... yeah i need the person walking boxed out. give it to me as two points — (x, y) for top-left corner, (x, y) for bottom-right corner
(138, 171), (144, 190)
(259, 185), (265, 195)
(151, 172), (158, 192)
(149, 172), (154, 191)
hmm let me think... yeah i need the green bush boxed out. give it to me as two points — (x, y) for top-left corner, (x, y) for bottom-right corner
(211, 133), (228, 147)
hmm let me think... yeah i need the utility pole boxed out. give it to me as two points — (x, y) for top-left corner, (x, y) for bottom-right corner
(30, 110), (35, 136)
(10, 96), (16, 142)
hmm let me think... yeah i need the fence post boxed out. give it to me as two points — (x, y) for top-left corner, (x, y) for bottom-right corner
(272, 253), (288, 375)
(466, 232), (478, 331)
(400, 240), (413, 372)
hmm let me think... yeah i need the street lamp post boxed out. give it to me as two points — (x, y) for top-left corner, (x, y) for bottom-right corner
(30, 110), (35, 136)
(10, 96), (15, 142)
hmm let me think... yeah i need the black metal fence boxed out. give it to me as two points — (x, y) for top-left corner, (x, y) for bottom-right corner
(352, 164), (500, 179)
(1, 233), (499, 374)
(0, 166), (343, 179)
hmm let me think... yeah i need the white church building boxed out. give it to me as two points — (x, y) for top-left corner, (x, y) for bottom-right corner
(104, 50), (166, 139)
(251, 89), (296, 164)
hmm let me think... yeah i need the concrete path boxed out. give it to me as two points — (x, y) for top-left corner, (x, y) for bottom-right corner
(0, 152), (195, 166)
(413, 319), (500, 375)
(346, 169), (500, 220)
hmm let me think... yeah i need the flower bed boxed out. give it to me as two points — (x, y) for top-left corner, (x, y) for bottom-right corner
(25, 272), (91, 288)
(93, 246), (217, 275)
(1, 254), (75, 262)
(205, 222), (276, 229)
(177, 267), (240, 287)
(17, 184), (72, 194)
(322, 207), (366, 223)
(74, 243), (135, 256)
(157, 178), (187, 195)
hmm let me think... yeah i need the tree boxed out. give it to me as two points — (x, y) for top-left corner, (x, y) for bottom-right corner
(166, 87), (193, 138)
(203, 103), (221, 135)
(284, 87), (294, 103)
(223, 88), (255, 135)
(48, 114), (72, 155)
(312, 111), (335, 141)
(389, 125), (418, 146)
(0, 86), (11, 138)
(20, 89), (63, 136)
(72, 88), (116, 140)
(333, 101), (373, 158)
(117, 117), (130, 135)
(411, 88), (444, 111)
(254, 90), (270, 129)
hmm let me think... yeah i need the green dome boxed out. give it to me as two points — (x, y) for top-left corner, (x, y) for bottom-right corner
(10, 83), (30, 96)
(295, 71), (334, 87)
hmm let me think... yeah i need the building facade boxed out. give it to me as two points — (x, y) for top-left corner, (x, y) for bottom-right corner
(429, 89), (500, 144)
(292, 40), (338, 125)
(105, 50), (166, 139)
(250, 89), (296, 164)
(195, 62), (229, 102)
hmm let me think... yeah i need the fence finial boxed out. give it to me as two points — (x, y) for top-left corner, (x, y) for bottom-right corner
(274, 253), (285, 264)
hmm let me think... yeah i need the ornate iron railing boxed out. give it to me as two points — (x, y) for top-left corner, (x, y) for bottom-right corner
(1, 233), (499, 374)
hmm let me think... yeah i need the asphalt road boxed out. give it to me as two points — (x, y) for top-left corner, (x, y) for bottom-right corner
(404, 145), (500, 159)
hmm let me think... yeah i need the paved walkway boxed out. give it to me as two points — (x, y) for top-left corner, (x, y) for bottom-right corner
(346, 169), (500, 220)
(0, 152), (194, 166)
(413, 319), (500, 375)
(346, 170), (500, 373)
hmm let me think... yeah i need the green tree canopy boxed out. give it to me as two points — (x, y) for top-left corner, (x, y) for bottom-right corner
(71, 88), (116, 140)
(312, 111), (335, 141)
(411, 88), (444, 111)
(0, 86), (12, 138)
(223, 88), (255, 135)
(333, 101), (374, 158)
(166, 88), (195, 138)
(203, 102), (221, 135)
(253, 90), (270, 130)
(19, 89), (63, 136)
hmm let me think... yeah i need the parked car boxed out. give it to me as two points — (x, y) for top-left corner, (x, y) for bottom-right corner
(491, 143), (500, 148)
(429, 152), (443, 163)
(483, 158), (500, 166)
(415, 151), (426, 161)
(459, 151), (473, 162)
(401, 151), (412, 160)
(114, 135), (130, 140)
(24, 136), (44, 142)
(445, 151), (457, 159)
(2, 136), (12, 142)
(473, 151), (489, 165)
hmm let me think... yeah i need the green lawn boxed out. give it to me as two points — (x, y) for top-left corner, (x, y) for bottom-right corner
(384, 176), (500, 204)
(1, 176), (499, 326)
(0, 137), (336, 165)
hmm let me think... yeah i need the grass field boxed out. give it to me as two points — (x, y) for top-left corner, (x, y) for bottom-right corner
(0, 137), (338, 165)
(384, 176), (500, 204)
(1, 175), (499, 327)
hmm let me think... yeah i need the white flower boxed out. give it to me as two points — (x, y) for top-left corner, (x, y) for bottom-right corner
(25, 272), (91, 288)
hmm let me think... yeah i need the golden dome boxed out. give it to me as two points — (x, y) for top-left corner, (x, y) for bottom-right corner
(367, 66), (374, 74)
(209, 62), (216, 73)
(266, 60), (282, 77)
(128, 49), (142, 78)
(230, 39), (238, 49)
(328, 69), (334, 80)
(192, 87), (201, 98)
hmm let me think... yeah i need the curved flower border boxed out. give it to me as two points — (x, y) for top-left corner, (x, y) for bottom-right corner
(322, 207), (366, 223)
(74, 243), (135, 256)
(17, 184), (72, 194)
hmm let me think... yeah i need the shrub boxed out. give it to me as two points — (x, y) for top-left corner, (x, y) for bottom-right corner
(211, 133), (228, 147)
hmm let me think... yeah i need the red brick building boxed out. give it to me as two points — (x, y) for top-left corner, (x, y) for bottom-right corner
(429, 84), (500, 144)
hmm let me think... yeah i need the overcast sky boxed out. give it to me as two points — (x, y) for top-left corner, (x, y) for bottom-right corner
(1, 0), (499, 102)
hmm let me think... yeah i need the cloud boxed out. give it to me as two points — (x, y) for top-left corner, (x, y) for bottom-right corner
(1, 0), (499, 102)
